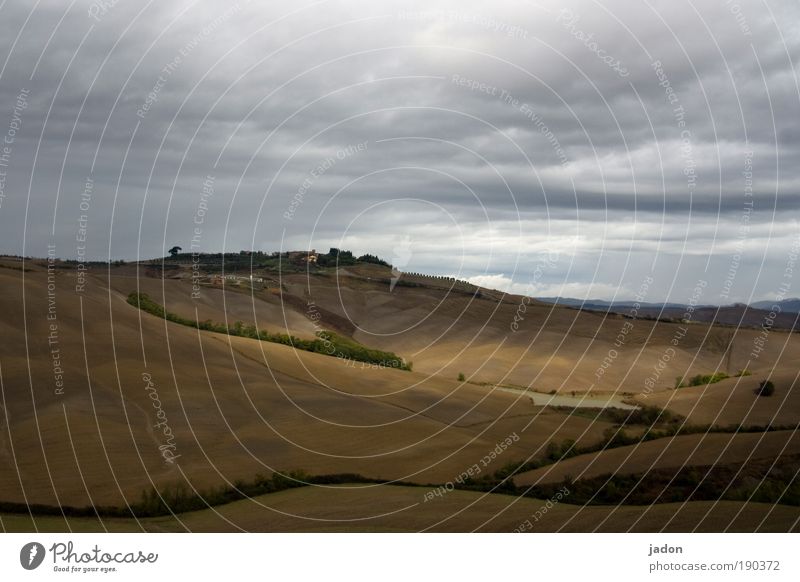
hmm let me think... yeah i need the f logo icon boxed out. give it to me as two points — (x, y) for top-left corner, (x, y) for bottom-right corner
(20, 542), (45, 570)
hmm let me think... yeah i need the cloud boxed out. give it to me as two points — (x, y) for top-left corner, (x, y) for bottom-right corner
(0, 0), (798, 303)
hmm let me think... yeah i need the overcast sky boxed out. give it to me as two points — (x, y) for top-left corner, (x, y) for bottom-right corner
(1, 0), (799, 303)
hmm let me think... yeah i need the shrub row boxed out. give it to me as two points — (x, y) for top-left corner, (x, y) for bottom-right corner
(514, 455), (800, 507)
(127, 292), (410, 370)
(0, 472), (386, 519)
(675, 369), (751, 388)
(492, 413), (799, 483)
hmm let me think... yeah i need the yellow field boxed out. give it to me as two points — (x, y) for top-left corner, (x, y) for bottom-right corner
(2, 485), (798, 532)
(0, 268), (611, 508)
(1, 263), (798, 531)
(639, 371), (800, 426)
(515, 430), (800, 486)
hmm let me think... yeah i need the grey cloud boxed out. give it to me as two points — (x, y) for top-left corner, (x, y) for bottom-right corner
(0, 0), (798, 303)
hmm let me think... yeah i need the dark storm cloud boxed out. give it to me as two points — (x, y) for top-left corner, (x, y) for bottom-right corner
(0, 0), (799, 301)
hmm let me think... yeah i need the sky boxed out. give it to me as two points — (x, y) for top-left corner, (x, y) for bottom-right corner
(0, 0), (799, 303)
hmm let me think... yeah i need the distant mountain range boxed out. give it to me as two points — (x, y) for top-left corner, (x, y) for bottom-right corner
(539, 296), (800, 313)
(537, 297), (800, 329)
(750, 298), (800, 313)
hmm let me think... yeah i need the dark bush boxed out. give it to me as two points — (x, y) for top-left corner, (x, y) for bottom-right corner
(755, 380), (775, 397)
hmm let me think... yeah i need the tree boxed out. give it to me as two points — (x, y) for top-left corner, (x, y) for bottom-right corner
(458, 372), (465, 382)
(357, 253), (389, 266)
(336, 249), (355, 265)
(168, 246), (182, 257)
(755, 380), (775, 397)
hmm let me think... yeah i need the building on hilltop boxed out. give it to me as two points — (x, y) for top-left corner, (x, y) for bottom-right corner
(287, 249), (318, 265)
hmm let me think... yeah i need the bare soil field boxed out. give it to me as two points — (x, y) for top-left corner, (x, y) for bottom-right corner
(0, 268), (610, 508)
(638, 371), (800, 426)
(281, 265), (800, 394)
(1, 263), (798, 531)
(2, 485), (797, 532)
(515, 430), (800, 486)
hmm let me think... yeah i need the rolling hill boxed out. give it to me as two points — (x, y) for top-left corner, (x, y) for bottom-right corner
(1, 255), (798, 531)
